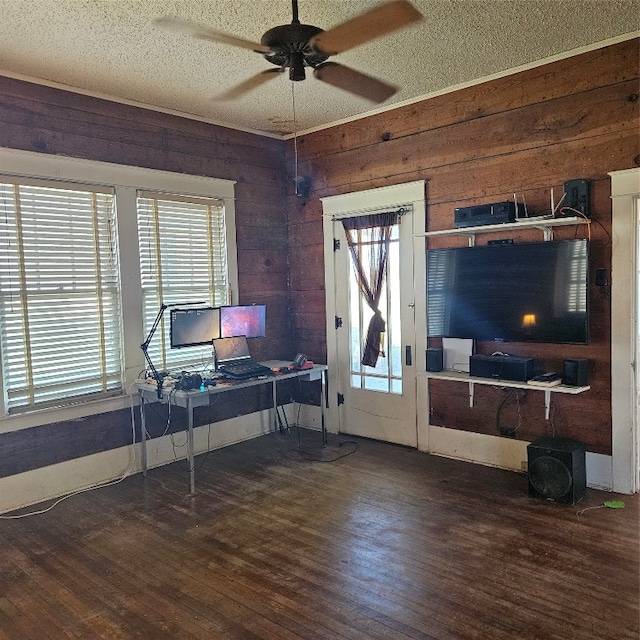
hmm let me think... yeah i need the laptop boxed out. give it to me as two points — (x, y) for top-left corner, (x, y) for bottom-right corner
(213, 336), (273, 379)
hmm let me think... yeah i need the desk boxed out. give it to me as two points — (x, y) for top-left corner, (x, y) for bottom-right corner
(136, 361), (327, 494)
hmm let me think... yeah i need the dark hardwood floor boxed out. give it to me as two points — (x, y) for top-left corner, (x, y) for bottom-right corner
(0, 429), (638, 640)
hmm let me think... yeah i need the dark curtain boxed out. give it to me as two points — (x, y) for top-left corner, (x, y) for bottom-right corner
(341, 211), (402, 368)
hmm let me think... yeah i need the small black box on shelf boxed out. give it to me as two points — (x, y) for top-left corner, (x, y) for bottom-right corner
(426, 347), (443, 372)
(562, 359), (589, 386)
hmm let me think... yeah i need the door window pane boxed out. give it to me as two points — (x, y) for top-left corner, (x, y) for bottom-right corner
(348, 224), (402, 395)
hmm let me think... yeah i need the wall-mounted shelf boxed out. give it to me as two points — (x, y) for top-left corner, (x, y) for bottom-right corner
(419, 369), (590, 420)
(415, 216), (590, 245)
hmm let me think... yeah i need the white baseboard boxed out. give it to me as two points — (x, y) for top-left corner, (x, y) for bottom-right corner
(418, 424), (614, 491)
(420, 424), (529, 472)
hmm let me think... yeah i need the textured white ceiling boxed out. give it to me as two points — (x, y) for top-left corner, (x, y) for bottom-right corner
(0, 0), (638, 138)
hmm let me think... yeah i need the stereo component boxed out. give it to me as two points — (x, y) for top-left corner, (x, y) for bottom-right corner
(426, 347), (444, 372)
(454, 201), (526, 229)
(527, 437), (586, 504)
(469, 354), (534, 382)
(562, 359), (589, 386)
(563, 179), (590, 217)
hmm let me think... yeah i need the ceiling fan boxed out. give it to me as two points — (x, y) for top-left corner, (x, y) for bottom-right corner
(155, 0), (423, 103)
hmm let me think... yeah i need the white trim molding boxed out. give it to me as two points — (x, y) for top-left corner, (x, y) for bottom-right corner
(321, 181), (426, 444)
(610, 167), (640, 494)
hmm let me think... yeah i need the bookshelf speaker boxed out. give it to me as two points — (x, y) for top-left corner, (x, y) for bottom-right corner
(562, 359), (588, 386)
(426, 348), (443, 372)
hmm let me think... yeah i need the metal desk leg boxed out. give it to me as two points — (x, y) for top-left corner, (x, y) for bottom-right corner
(139, 393), (148, 477)
(272, 377), (278, 433)
(187, 396), (195, 495)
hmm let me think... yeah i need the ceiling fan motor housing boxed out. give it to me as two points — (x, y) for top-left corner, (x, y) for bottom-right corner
(261, 23), (328, 70)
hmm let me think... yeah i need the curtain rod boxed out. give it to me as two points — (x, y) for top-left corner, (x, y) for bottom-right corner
(328, 205), (410, 221)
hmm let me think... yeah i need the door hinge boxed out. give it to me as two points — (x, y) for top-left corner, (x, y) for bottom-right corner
(335, 316), (343, 329)
(333, 238), (340, 251)
(337, 392), (344, 406)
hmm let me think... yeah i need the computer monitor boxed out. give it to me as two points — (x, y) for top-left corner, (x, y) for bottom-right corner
(220, 304), (266, 338)
(170, 307), (221, 348)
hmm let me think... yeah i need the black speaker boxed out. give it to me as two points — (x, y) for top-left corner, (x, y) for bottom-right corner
(562, 359), (588, 386)
(469, 354), (534, 382)
(426, 347), (443, 372)
(294, 176), (312, 198)
(527, 437), (586, 505)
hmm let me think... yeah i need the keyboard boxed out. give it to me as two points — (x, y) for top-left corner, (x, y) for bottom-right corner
(218, 362), (274, 379)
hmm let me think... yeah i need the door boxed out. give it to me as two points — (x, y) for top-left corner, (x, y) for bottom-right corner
(322, 182), (426, 448)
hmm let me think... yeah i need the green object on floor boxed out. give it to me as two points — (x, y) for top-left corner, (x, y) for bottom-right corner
(603, 500), (625, 509)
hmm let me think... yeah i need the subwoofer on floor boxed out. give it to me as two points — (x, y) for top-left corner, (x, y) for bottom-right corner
(527, 437), (586, 505)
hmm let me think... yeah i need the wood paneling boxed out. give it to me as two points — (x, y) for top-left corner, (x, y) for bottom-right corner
(288, 38), (640, 455)
(0, 408), (137, 478)
(0, 433), (637, 639)
(298, 40), (639, 159)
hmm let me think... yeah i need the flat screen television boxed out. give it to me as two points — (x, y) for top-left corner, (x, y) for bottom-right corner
(170, 307), (221, 348)
(220, 304), (266, 338)
(427, 239), (589, 344)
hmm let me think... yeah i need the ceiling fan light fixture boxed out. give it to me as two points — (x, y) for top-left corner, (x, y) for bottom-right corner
(289, 51), (306, 81)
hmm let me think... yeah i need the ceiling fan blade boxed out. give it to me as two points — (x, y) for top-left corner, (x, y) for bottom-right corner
(314, 62), (397, 103)
(155, 17), (273, 54)
(215, 68), (284, 101)
(310, 0), (423, 56)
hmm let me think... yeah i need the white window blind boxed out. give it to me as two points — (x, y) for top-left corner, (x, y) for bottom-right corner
(0, 178), (123, 413)
(137, 192), (230, 371)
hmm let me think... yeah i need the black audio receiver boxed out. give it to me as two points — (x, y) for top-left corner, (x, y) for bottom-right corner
(454, 201), (526, 228)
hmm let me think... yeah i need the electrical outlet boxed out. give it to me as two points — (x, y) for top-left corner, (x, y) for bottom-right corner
(563, 179), (590, 217)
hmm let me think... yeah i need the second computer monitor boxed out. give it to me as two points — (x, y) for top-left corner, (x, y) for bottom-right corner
(220, 304), (266, 338)
(170, 306), (221, 348)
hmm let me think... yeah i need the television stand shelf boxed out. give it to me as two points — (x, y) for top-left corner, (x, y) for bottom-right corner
(420, 370), (590, 420)
(415, 216), (590, 245)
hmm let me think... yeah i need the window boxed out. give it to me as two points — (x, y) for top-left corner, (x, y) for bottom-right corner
(0, 147), (237, 422)
(0, 178), (122, 413)
(137, 192), (231, 371)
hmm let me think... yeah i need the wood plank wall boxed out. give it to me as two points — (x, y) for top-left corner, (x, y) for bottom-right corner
(0, 76), (291, 475)
(287, 39), (640, 456)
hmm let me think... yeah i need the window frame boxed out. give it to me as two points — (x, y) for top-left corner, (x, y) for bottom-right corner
(0, 147), (237, 431)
